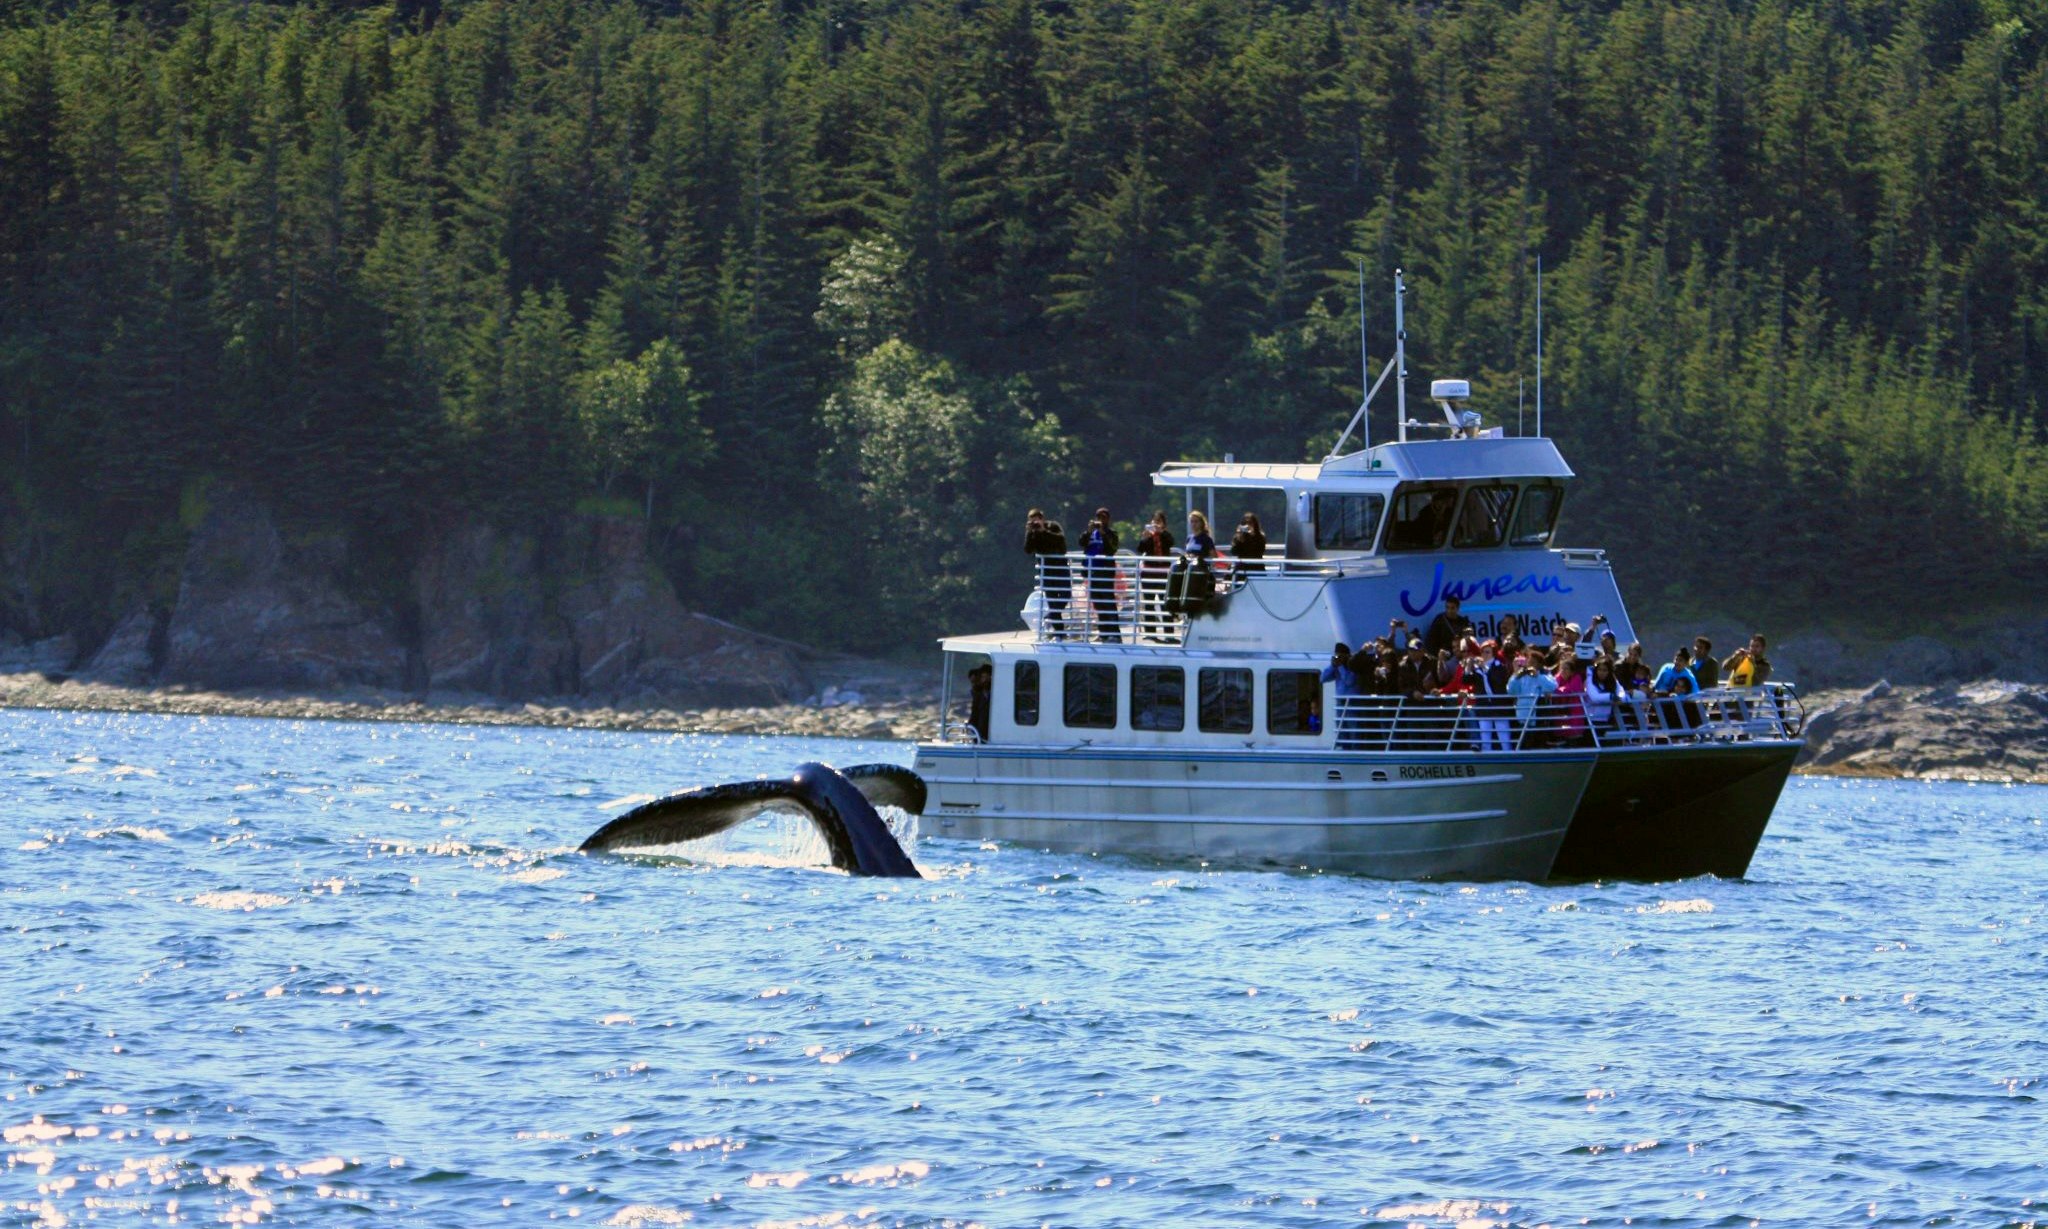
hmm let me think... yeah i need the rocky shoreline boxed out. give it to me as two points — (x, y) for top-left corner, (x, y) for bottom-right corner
(0, 672), (941, 743)
(5, 670), (2044, 785)
(1793, 681), (2048, 784)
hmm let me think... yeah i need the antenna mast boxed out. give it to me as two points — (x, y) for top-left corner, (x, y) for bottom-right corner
(1535, 253), (1544, 438)
(1394, 268), (1409, 443)
(1358, 260), (1370, 451)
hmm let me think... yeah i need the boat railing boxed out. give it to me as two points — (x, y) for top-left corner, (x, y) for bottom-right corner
(1028, 552), (1341, 646)
(1330, 683), (1803, 752)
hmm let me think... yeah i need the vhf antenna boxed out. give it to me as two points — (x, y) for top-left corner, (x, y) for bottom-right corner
(1394, 268), (1408, 443)
(1535, 252), (1544, 438)
(1357, 260), (1369, 451)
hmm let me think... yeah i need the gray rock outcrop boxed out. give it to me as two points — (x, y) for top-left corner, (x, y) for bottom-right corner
(159, 488), (414, 691)
(83, 607), (164, 685)
(0, 630), (78, 676)
(415, 514), (808, 707)
(1798, 682), (2048, 782)
(112, 488), (807, 707)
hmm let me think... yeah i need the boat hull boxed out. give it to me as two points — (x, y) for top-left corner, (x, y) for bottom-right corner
(1549, 742), (1801, 881)
(910, 745), (1597, 881)
(912, 738), (1802, 882)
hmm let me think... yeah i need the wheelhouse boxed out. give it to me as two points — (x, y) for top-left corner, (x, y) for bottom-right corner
(1154, 436), (1574, 563)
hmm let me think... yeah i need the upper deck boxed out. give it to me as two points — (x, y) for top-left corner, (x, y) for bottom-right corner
(994, 433), (1625, 659)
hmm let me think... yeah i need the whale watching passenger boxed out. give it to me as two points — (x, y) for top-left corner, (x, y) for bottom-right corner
(1137, 511), (1174, 637)
(1424, 593), (1473, 656)
(1580, 614), (1613, 657)
(1231, 513), (1268, 573)
(1495, 612), (1527, 663)
(1586, 657), (1628, 733)
(1462, 639), (1512, 752)
(1082, 507), (1120, 643)
(1724, 634), (1772, 686)
(1184, 509), (1218, 557)
(1653, 646), (1701, 731)
(1653, 647), (1700, 696)
(1555, 620), (1583, 658)
(968, 662), (993, 743)
(1691, 637), (1720, 688)
(1549, 656), (1587, 744)
(1322, 643), (1360, 695)
(1618, 642), (1653, 692)
(1509, 654), (1557, 741)
(1397, 639), (1433, 698)
(1024, 509), (1070, 640)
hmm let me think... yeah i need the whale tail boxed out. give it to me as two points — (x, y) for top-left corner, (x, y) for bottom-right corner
(579, 762), (925, 878)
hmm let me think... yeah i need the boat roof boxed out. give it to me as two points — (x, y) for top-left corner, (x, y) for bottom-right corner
(1152, 461), (1324, 489)
(1154, 438), (1574, 489)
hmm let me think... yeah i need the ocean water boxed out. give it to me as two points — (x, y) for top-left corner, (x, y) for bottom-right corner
(2, 709), (2044, 1228)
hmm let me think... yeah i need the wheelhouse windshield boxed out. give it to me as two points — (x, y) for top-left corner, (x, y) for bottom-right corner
(1509, 482), (1564, 546)
(1383, 485), (1458, 551)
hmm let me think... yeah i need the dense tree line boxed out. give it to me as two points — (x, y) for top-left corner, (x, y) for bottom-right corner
(2, 0), (2044, 654)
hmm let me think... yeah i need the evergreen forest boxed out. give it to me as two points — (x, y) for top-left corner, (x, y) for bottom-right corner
(3, 0), (2046, 656)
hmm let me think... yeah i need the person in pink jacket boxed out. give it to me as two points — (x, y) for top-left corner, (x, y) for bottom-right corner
(1553, 655), (1590, 744)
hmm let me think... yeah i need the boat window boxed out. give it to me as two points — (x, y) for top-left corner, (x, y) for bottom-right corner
(1383, 484), (1459, 551)
(1266, 670), (1323, 736)
(1453, 484), (1517, 548)
(1198, 668), (1254, 733)
(1130, 666), (1185, 732)
(1509, 482), (1564, 547)
(1014, 661), (1039, 726)
(1062, 664), (1117, 729)
(1313, 493), (1385, 551)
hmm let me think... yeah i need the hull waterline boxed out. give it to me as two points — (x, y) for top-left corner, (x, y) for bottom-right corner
(912, 741), (1800, 882)
(913, 745), (1597, 880)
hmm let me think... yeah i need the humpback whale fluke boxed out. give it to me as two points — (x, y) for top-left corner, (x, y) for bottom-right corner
(579, 762), (925, 878)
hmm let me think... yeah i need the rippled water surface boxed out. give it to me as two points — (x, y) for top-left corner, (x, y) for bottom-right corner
(4, 709), (2046, 1227)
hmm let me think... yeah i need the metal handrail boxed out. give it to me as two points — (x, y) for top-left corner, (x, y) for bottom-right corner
(1027, 551), (1337, 645)
(1330, 683), (1802, 752)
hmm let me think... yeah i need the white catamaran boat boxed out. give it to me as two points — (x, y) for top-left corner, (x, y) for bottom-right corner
(911, 271), (1804, 881)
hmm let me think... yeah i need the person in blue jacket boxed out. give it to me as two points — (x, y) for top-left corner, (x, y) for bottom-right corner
(1652, 646), (1701, 731)
(1321, 643), (1359, 695)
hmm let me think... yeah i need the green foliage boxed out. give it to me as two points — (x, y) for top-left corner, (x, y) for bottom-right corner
(1, 0), (2044, 651)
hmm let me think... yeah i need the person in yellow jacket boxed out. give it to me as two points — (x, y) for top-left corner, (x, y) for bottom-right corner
(1722, 634), (1772, 686)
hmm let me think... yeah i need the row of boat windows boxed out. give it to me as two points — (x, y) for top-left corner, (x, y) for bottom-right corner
(1012, 662), (1324, 736)
(1315, 481), (1562, 553)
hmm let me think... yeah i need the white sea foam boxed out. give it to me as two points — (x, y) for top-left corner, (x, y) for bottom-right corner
(605, 1207), (692, 1227)
(84, 825), (171, 842)
(191, 891), (291, 911)
(832, 1160), (929, 1186)
(1639, 898), (1714, 914)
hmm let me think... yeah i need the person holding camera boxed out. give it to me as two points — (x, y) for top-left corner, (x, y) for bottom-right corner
(1024, 509), (1071, 640)
(1722, 634), (1772, 686)
(1081, 507), (1121, 642)
(1230, 512), (1268, 574)
(1136, 511), (1174, 639)
(1321, 642), (1360, 695)
(1509, 653), (1559, 745)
